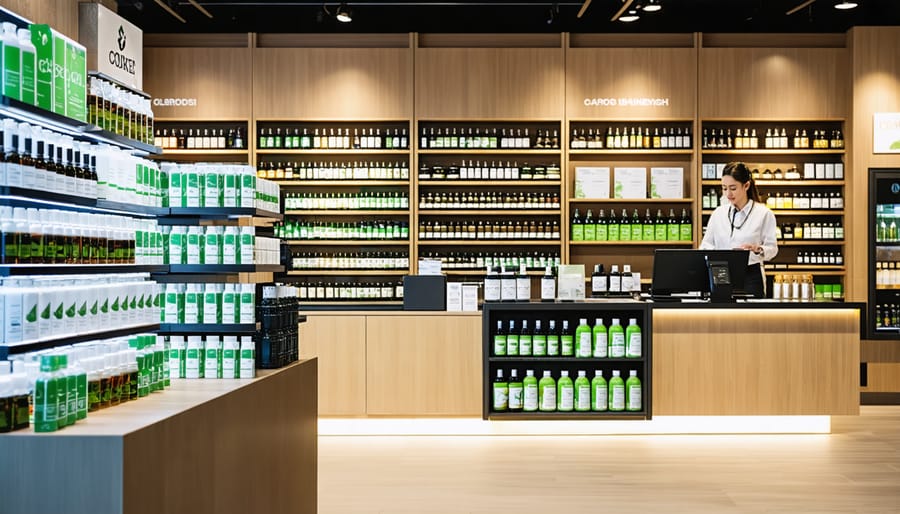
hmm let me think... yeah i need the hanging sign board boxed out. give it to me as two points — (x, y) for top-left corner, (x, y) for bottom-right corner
(79, 3), (143, 90)
(874, 113), (900, 154)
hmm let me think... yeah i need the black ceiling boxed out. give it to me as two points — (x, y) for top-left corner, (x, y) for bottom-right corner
(116, 0), (900, 35)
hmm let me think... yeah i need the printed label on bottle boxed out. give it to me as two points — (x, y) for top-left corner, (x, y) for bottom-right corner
(484, 280), (501, 301)
(576, 385), (591, 411)
(578, 333), (592, 357)
(519, 335), (532, 355)
(506, 334), (519, 356)
(493, 386), (508, 410)
(628, 333), (642, 358)
(493, 335), (507, 356)
(547, 336), (559, 356)
(559, 387), (574, 410)
(593, 385), (608, 411)
(540, 278), (555, 300)
(524, 385), (538, 411)
(592, 276), (607, 293)
(611, 333), (626, 358)
(533, 335), (547, 356)
(594, 334), (608, 358)
(540, 386), (557, 411)
(561, 335), (574, 355)
(611, 385), (625, 410)
(628, 386), (642, 411)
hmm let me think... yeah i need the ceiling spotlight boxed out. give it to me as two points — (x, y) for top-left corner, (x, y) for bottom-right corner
(546, 2), (559, 25)
(834, 1), (858, 9)
(336, 2), (352, 22)
(642, 0), (662, 12)
(619, 9), (640, 22)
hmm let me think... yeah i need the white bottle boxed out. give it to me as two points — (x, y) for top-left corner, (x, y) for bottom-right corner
(222, 336), (239, 379)
(184, 283), (201, 324)
(204, 336), (221, 379)
(186, 226), (203, 264)
(239, 283), (255, 324)
(1, 119), (19, 187)
(239, 226), (255, 265)
(239, 336), (255, 378)
(185, 336), (202, 379)
(515, 263), (531, 302)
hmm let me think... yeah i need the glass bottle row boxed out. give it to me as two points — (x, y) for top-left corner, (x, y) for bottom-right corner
(418, 220), (560, 240)
(155, 127), (246, 150)
(420, 191), (559, 210)
(491, 368), (641, 413)
(258, 160), (409, 181)
(258, 127), (408, 150)
(492, 318), (641, 358)
(160, 283), (256, 325)
(797, 251), (843, 266)
(776, 222), (844, 240)
(419, 161), (561, 181)
(572, 208), (692, 242)
(419, 251), (561, 270)
(702, 128), (843, 150)
(875, 304), (900, 329)
(297, 281), (404, 301)
(419, 127), (559, 150)
(570, 126), (691, 150)
(875, 261), (900, 287)
(876, 205), (900, 242)
(275, 220), (409, 240)
(88, 76), (155, 145)
(702, 190), (844, 210)
(284, 191), (409, 211)
(290, 251), (409, 270)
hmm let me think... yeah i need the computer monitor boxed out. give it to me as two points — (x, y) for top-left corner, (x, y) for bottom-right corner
(651, 249), (750, 299)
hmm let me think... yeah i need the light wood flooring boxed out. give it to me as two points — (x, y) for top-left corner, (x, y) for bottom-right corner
(318, 406), (900, 513)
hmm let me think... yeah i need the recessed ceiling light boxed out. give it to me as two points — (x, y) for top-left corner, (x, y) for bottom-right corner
(336, 2), (352, 22)
(643, 0), (662, 12)
(834, 1), (858, 9)
(619, 9), (640, 22)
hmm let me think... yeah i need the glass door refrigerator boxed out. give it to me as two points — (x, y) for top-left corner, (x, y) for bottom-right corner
(870, 168), (900, 339)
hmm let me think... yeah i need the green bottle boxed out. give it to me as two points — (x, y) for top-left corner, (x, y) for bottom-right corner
(575, 318), (592, 358)
(642, 208), (654, 241)
(34, 355), (58, 432)
(608, 318), (625, 358)
(619, 208), (632, 241)
(532, 320), (547, 356)
(574, 370), (591, 412)
(654, 209), (667, 241)
(493, 320), (506, 356)
(680, 208), (693, 241)
(61, 355), (77, 426)
(519, 320), (533, 356)
(626, 370), (642, 412)
(557, 370), (574, 412)
(547, 320), (560, 356)
(492, 369), (508, 412)
(560, 320), (574, 356)
(592, 318), (608, 358)
(608, 209), (620, 241)
(571, 208), (584, 241)
(625, 318), (642, 358)
(630, 209), (642, 241)
(508, 369), (523, 411)
(54, 355), (69, 428)
(506, 320), (519, 356)
(591, 370), (608, 412)
(523, 370), (538, 412)
(596, 209), (608, 241)
(667, 208), (680, 241)
(538, 371), (556, 412)
(609, 370), (625, 412)
(583, 209), (596, 241)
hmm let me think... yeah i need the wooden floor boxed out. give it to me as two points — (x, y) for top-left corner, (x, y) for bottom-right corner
(319, 407), (900, 513)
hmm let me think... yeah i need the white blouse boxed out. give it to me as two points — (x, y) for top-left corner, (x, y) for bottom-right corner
(700, 200), (779, 266)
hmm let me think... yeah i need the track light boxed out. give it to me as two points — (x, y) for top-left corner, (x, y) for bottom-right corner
(834, 1), (858, 9)
(546, 2), (559, 24)
(619, 9), (640, 22)
(336, 2), (352, 22)
(642, 0), (661, 12)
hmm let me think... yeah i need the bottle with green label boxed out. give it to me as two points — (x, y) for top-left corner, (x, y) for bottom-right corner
(630, 209), (642, 241)
(608, 209), (620, 241)
(575, 318), (592, 358)
(505, 319), (519, 356)
(626, 370), (642, 412)
(583, 209), (596, 241)
(538, 370), (556, 412)
(519, 320), (532, 356)
(596, 209), (608, 241)
(557, 370), (574, 412)
(523, 370), (538, 412)
(560, 320), (574, 356)
(591, 370), (608, 412)
(608, 318), (625, 358)
(493, 320), (506, 356)
(654, 209), (667, 241)
(34, 355), (58, 432)
(574, 370), (591, 412)
(492, 369), (508, 412)
(547, 320), (560, 356)
(625, 318), (642, 358)
(667, 208), (680, 241)
(532, 320), (547, 356)
(571, 209), (584, 241)
(619, 208), (632, 242)
(62, 355), (77, 426)
(642, 208), (654, 241)
(53, 355), (69, 428)
(680, 208), (693, 241)
(508, 369), (523, 411)
(609, 370), (625, 411)
(592, 318), (608, 358)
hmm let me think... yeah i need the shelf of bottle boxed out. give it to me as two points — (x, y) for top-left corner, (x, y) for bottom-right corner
(489, 356), (643, 363)
(164, 207), (283, 220)
(568, 149), (693, 155)
(445, 270), (546, 276)
(777, 240), (845, 246)
(418, 149), (561, 155)
(419, 209), (560, 215)
(0, 323), (161, 359)
(84, 126), (162, 155)
(0, 188), (165, 218)
(418, 240), (561, 246)
(874, 242), (900, 247)
(297, 301), (404, 308)
(161, 264), (285, 274)
(159, 149), (249, 155)
(285, 240), (410, 246)
(284, 210), (409, 216)
(569, 198), (693, 204)
(701, 149), (845, 155)
(486, 411), (647, 420)
(418, 180), (561, 186)
(701, 209), (842, 216)
(0, 264), (168, 277)
(701, 180), (844, 186)
(875, 285), (900, 290)
(568, 240), (693, 246)
(157, 323), (258, 335)
(274, 180), (409, 187)
(257, 148), (410, 155)
(286, 270), (409, 276)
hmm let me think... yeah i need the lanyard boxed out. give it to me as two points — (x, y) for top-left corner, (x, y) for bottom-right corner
(729, 200), (754, 236)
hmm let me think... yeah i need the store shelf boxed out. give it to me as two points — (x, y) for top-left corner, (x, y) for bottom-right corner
(0, 189), (167, 217)
(257, 148), (409, 155)
(418, 149), (560, 155)
(159, 149), (249, 155)
(286, 270), (408, 276)
(285, 240), (410, 246)
(417, 240), (560, 246)
(486, 411), (647, 420)
(766, 264), (845, 270)
(445, 270), (545, 276)
(875, 286), (900, 290)
(83, 125), (162, 155)
(298, 301), (404, 310)
(701, 180), (844, 186)
(701, 149), (845, 155)
(0, 323), (160, 359)
(778, 240), (845, 246)
(0, 264), (167, 277)
(284, 210), (409, 216)
(874, 242), (900, 247)
(164, 264), (284, 274)
(95, 200), (169, 217)
(568, 149), (693, 155)
(158, 323), (258, 335)
(418, 180), (561, 186)
(164, 207), (283, 220)
(568, 240), (693, 246)
(419, 209), (559, 215)
(771, 209), (843, 215)
(274, 180), (409, 187)
(489, 356), (642, 363)
(569, 198), (693, 204)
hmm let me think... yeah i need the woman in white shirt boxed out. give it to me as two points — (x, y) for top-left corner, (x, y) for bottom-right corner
(700, 162), (778, 297)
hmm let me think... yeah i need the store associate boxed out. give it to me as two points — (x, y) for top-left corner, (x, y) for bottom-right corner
(700, 162), (778, 298)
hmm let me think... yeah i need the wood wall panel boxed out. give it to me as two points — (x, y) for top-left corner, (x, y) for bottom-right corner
(253, 48), (413, 120)
(0, 0), (106, 40)
(861, 363), (900, 392)
(366, 315), (482, 416)
(143, 47), (252, 120)
(566, 48), (696, 120)
(699, 48), (850, 119)
(299, 315), (367, 416)
(653, 308), (860, 415)
(415, 48), (564, 120)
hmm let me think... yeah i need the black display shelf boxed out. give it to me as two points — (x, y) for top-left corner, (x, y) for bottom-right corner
(164, 264), (284, 274)
(164, 207), (283, 220)
(488, 356), (642, 363)
(95, 199), (168, 217)
(0, 264), (167, 277)
(0, 323), (160, 360)
(82, 125), (162, 155)
(299, 302), (403, 311)
(158, 323), (258, 335)
(486, 411), (648, 420)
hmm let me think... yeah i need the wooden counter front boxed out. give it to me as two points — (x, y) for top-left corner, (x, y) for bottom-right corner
(652, 306), (860, 416)
(0, 360), (318, 514)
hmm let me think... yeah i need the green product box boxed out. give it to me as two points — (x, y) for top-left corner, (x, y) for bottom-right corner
(29, 24), (53, 111)
(52, 31), (66, 117)
(65, 38), (86, 122)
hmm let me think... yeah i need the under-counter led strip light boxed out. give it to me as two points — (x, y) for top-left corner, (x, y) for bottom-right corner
(319, 416), (831, 436)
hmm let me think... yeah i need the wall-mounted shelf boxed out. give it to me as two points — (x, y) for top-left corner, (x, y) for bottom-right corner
(569, 240), (693, 246)
(0, 264), (167, 277)
(286, 270), (408, 276)
(418, 240), (560, 246)
(275, 180), (409, 187)
(419, 209), (559, 215)
(284, 210), (408, 216)
(778, 240), (845, 246)
(418, 180), (561, 186)
(158, 323), (258, 335)
(164, 264), (285, 274)
(285, 240), (410, 246)
(418, 149), (560, 155)
(0, 323), (161, 360)
(569, 198), (693, 204)
(568, 149), (693, 155)
(257, 149), (409, 155)
(701, 149), (844, 155)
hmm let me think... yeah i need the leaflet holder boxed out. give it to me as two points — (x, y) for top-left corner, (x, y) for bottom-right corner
(706, 258), (733, 303)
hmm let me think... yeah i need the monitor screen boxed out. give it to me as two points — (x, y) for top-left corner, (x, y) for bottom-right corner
(651, 249), (750, 298)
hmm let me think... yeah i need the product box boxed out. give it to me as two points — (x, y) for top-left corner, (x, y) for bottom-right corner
(65, 38), (86, 122)
(574, 166), (610, 199)
(30, 24), (53, 111)
(52, 30), (66, 117)
(650, 167), (684, 199)
(403, 275), (446, 311)
(29, 24), (84, 121)
(613, 167), (647, 199)
(446, 282), (462, 312)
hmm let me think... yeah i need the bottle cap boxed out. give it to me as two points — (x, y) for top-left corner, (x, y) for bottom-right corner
(594, 370), (602, 376)
(526, 370), (534, 377)
(496, 369), (503, 378)
(578, 370), (586, 377)
(580, 318), (587, 324)
(623, 264), (631, 272)
(630, 370), (637, 376)
(613, 370), (620, 377)
(560, 370), (568, 377)
(595, 318), (602, 325)
(543, 370), (551, 377)
(612, 318), (620, 325)
(630, 318), (637, 325)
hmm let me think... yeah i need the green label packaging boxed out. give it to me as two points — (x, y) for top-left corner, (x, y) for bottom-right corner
(3, 31), (21, 100)
(65, 39), (86, 122)
(51, 30), (65, 116)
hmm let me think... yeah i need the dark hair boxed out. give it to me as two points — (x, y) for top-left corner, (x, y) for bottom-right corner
(722, 161), (760, 203)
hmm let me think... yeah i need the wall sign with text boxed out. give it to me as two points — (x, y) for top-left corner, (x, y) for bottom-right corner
(584, 97), (670, 107)
(874, 113), (900, 154)
(79, 3), (143, 90)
